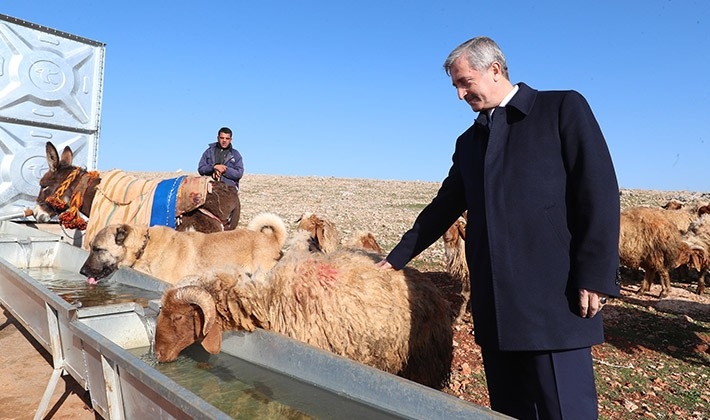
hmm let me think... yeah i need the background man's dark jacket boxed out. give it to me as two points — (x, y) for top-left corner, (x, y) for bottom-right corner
(198, 142), (244, 190)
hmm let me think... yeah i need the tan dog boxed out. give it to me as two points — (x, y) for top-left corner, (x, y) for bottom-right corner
(79, 212), (287, 284)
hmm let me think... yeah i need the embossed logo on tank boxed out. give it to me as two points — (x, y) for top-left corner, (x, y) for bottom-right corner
(21, 156), (49, 185)
(29, 61), (66, 92)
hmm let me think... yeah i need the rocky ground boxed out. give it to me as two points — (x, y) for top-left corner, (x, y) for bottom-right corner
(1, 172), (708, 419)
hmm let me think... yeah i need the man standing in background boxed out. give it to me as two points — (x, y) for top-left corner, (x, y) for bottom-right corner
(198, 126), (244, 190)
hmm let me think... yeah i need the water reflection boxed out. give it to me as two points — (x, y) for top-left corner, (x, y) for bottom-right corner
(20, 267), (404, 420)
(129, 345), (315, 419)
(22, 267), (161, 308)
(128, 345), (401, 420)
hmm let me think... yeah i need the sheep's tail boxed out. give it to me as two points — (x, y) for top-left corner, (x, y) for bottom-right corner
(247, 212), (288, 248)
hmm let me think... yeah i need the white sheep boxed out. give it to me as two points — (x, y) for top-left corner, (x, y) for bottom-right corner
(153, 231), (454, 389)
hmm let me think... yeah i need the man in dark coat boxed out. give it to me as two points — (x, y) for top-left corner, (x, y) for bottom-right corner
(378, 36), (620, 419)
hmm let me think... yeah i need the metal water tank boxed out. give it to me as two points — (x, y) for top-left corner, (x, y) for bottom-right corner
(0, 14), (105, 218)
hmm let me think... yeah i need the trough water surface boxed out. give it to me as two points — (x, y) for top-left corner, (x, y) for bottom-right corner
(21, 267), (162, 308)
(128, 344), (404, 420)
(21, 266), (402, 419)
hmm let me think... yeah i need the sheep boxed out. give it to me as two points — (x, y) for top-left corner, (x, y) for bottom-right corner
(661, 199), (684, 210)
(619, 206), (694, 298)
(660, 200), (701, 235)
(295, 212), (340, 253)
(153, 230), (454, 389)
(441, 212), (469, 322)
(343, 230), (384, 254)
(683, 214), (710, 294)
(295, 212), (383, 254)
(663, 199), (710, 217)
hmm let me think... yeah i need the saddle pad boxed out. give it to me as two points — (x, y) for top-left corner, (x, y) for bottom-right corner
(176, 176), (211, 215)
(150, 176), (185, 228)
(84, 170), (160, 249)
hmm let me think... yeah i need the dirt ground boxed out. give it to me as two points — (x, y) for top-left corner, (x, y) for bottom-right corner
(0, 308), (97, 420)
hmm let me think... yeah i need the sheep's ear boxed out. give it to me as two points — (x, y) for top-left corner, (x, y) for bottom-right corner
(200, 322), (222, 354)
(311, 222), (322, 249)
(457, 222), (466, 240)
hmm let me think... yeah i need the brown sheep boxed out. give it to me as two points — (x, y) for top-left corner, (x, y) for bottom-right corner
(343, 230), (384, 254)
(619, 207), (693, 298)
(660, 200), (700, 235)
(295, 212), (383, 254)
(153, 231), (454, 389)
(661, 199), (685, 210)
(442, 211), (469, 322)
(663, 199), (710, 218)
(683, 214), (710, 294)
(295, 212), (340, 253)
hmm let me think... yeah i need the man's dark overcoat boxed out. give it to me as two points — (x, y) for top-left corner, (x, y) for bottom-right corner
(387, 83), (620, 351)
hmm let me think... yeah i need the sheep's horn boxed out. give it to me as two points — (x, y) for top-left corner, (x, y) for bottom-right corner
(176, 286), (216, 336)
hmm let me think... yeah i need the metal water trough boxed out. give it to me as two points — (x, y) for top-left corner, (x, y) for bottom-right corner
(0, 221), (507, 419)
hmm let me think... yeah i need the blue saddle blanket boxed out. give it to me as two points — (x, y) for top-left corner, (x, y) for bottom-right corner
(150, 176), (186, 228)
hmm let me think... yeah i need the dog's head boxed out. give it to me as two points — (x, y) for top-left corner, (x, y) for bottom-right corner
(79, 224), (148, 283)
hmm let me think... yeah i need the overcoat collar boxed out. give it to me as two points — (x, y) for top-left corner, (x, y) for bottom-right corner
(505, 82), (537, 117)
(474, 82), (537, 127)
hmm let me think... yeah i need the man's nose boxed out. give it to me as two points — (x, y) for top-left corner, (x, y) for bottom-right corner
(457, 88), (467, 100)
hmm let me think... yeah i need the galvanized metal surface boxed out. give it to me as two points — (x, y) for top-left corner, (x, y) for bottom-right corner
(0, 221), (509, 419)
(220, 329), (503, 419)
(0, 13), (104, 217)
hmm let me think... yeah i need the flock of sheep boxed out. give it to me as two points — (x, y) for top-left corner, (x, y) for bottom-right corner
(440, 200), (710, 302)
(620, 200), (710, 298)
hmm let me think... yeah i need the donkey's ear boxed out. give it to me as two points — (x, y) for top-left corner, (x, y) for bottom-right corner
(45, 142), (60, 172)
(60, 145), (74, 167)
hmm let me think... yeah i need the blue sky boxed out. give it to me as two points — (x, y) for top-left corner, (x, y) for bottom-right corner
(4, 1), (709, 191)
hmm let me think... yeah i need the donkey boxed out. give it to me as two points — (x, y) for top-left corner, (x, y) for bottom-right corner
(33, 142), (240, 248)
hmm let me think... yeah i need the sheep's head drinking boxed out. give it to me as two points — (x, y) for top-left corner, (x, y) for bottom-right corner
(154, 285), (222, 362)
